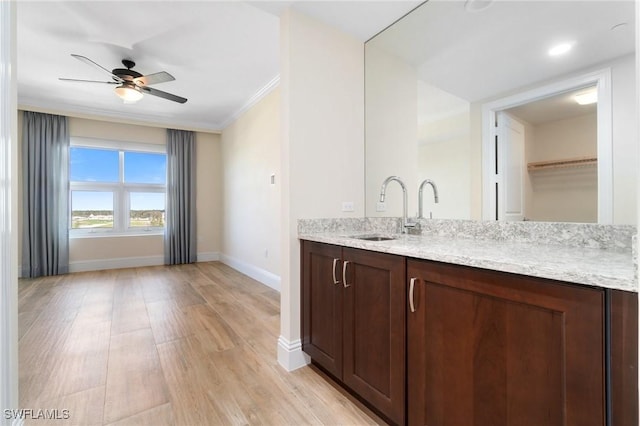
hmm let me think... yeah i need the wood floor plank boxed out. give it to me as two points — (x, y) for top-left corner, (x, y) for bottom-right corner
(104, 403), (175, 426)
(141, 277), (206, 308)
(156, 336), (230, 426)
(27, 386), (105, 426)
(146, 300), (193, 344)
(37, 319), (111, 402)
(19, 317), (76, 408)
(18, 310), (41, 341)
(185, 303), (240, 352)
(286, 366), (382, 425)
(18, 280), (53, 314)
(110, 280), (149, 335)
(19, 262), (383, 426)
(212, 344), (323, 425)
(74, 276), (115, 324)
(103, 328), (170, 424)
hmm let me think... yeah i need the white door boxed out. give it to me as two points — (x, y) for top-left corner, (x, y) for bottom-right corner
(496, 112), (525, 221)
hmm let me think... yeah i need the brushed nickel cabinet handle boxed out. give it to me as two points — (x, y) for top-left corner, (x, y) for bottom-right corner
(342, 261), (351, 288)
(332, 258), (340, 284)
(409, 277), (417, 313)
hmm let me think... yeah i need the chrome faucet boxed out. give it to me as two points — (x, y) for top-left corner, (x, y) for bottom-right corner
(379, 176), (415, 233)
(418, 179), (439, 219)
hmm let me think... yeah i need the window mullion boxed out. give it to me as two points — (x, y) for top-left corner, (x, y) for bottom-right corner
(118, 150), (126, 232)
(69, 145), (166, 236)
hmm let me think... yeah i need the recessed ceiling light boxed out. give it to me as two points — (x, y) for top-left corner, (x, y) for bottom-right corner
(464, 0), (494, 13)
(574, 90), (597, 105)
(548, 42), (574, 57)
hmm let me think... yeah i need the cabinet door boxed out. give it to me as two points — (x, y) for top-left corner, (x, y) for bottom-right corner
(342, 247), (406, 425)
(610, 289), (638, 426)
(301, 241), (343, 378)
(407, 259), (604, 426)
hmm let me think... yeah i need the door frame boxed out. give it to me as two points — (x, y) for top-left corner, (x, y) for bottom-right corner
(496, 111), (526, 221)
(481, 68), (613, 223)
(0, 0), (18, 419)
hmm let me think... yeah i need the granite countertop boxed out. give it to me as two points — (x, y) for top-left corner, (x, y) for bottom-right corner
(299, 230), (636, 292)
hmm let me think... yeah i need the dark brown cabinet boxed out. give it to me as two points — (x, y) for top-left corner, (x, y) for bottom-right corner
(610, 289), (639, 426)
(301, 240), (637, 426)
(301, 241), (406, 425)
(406, 258), (637, 426)
(301, 242), (343, 378)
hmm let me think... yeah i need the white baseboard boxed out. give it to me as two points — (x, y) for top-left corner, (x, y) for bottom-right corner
(197, 251), (220, 262)
(64, 251), (221, 274)
(277, 336), (310, 372)
(219, 253), (281, 291)
(68, 255), (165, 273)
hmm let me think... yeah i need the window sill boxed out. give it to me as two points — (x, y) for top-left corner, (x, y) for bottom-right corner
(69, 231), (164, 239)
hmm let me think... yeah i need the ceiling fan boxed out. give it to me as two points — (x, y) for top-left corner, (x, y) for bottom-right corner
(59, 54), (187, 104)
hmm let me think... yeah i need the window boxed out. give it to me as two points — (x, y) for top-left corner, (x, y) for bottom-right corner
(69, 139), (166, 236)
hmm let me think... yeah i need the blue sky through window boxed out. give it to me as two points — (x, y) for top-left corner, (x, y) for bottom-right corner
(70, 147), (167, 211)
(125, 152), (166, 184)
(70, 147), (119, 182)
(72, 191), (113, 211)
(130, 192), (165, 210)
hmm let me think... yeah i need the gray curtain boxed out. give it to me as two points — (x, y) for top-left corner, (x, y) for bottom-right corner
(164, 129), (197, 265)
(21, 111), (69, 277)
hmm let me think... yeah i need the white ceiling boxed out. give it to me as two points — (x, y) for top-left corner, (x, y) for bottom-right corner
(506, 86), (597, 126)
(17, 1), (420, 133)
(370, 0), (635, 103)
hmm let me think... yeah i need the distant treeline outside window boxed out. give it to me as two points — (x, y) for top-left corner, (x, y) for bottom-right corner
(72, 210), (165, 229)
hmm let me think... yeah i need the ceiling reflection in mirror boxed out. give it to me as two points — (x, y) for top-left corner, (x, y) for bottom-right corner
(364, 0), (636, 225)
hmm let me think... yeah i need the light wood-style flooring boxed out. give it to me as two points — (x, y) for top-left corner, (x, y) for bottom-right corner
(19, 262), (381, 425)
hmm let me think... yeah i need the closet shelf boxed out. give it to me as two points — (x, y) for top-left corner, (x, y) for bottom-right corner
(527, 157), (597, 172)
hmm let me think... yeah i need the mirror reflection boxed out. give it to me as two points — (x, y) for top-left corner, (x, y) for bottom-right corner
(365, 0), (636, 224)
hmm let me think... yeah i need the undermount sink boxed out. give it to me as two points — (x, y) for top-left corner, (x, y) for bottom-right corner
(352, 235), (396, 242)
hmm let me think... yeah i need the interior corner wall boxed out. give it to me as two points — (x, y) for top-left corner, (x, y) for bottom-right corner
(611, 54), (638, 225)
(17, 113), (223, 272)
(220, 87), (281, 290)
(279, 8), (365, 370)
(365, 45), (418, 218)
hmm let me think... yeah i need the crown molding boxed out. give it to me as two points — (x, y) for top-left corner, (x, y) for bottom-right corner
(18, 73), (281, 134)
(17, 97), (223, 134)
(219, 74), (280, 130)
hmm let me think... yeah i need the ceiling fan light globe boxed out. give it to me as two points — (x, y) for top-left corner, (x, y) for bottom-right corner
(114, 85), (143, 103)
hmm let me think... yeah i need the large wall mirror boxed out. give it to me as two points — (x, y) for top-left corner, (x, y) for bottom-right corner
(365, 0), (637, 225)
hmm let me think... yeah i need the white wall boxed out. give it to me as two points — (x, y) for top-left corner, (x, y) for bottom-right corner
(528, 113), (598, 162)
(17, 113), (223, 272)
(365, 45), (417, 217)
(279, 8), (365, 370)
(221, 87), (281, 290)
(611, 55), (638, 225)
(527, 113), (598, 222)
(418, 110), (471, 219)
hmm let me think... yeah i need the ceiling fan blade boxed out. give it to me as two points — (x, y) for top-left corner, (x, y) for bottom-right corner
(71, 54), (123, 83)
(134, 71), (175, 86)
(140, 86), (187, 104)
(59, 78), (118, 84)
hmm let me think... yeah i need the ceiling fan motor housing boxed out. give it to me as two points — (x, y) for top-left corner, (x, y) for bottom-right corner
(62, 54), (188, 103)
(112, 59), (142, 81)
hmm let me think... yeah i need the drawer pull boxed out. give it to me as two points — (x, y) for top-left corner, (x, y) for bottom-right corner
(409, 277), (417, 313)
(332, 258), (340, 284)
(342, 261), (351, 288)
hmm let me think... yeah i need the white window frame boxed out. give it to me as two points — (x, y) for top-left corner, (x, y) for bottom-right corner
(69, 137), (166, 238)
